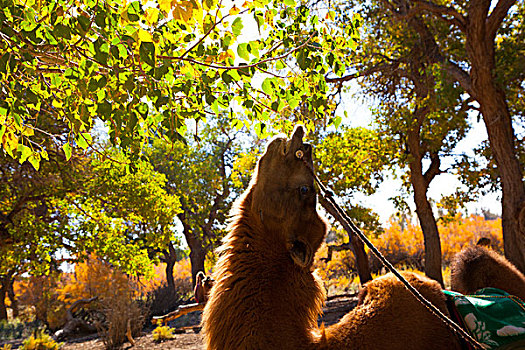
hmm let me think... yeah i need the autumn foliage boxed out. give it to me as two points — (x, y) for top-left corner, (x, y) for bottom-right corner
(314, 215), (502, 293)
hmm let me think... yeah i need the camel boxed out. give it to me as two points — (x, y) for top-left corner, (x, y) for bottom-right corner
(194, 271), (214, 304)
(202, 126), (463, 349)
(451, 243), (525, 301)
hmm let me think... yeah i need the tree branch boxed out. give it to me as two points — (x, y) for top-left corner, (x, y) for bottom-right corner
(203, 139), (232, 235)
(321, 243), (352, 262)
(410, 0), (467, 31)
(157, 33), (315, 71)
(487, 0), (517, 39)
(424, 152), (442, 186)
(467, 0), (491, 33)
(325, 62), (396, 83)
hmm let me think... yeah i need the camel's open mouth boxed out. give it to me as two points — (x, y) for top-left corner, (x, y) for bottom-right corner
(289, 239), (312, 268)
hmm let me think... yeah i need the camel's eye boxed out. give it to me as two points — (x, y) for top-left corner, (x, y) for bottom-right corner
(299, 186), (310, 196)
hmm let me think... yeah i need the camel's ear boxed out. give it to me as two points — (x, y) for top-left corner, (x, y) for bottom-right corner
(291, 125), (305, 141)
(284, 125), (306, 156)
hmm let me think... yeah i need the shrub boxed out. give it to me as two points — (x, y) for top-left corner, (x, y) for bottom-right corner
(152, 325), (175, 342)
(15, 274), (67, 331)
(20, 330), (62, 350)
(0, 319), (24, 340)
(56, 256), (133, 306)
(146, 260), (194, 318)
(0, 319), (41, 341)
(96, 292), (146, 350)
(148, 284), (184, 318)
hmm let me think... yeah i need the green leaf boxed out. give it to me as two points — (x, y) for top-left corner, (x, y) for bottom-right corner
(139, 42), (156, 67)
(232, 18), (243, 36)
(288, 96), (299, 109)
(237, 43), (249, 61)
(63, 142), (72, 161)
(28, 154), (40, 170)
(261, 77), (274, 96)
(333, 115), (342, 128)
(97, 101), (112, 118)
(211, 99), (219, 114)
(77, 134), (88, 149)
(221, 70), (232, 84)
(77, 15), (91, 33)
(0, 52), (10, 74)
(25, 88), (39, 104)
(53, 23), (71, 40)
(283, 0), (295, 6)
(18, 144), (32, 164)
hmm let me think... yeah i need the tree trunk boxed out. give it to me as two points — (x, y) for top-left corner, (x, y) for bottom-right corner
(320, 197), (373, 284)
(351, 237), (373, 285)
(189, 243), (206, 288)
(0, 294), (7, 320)
(465, 15), (525, 273)
(182, 224), (207, 288)
(478, 94), (525, 273)
(164, 243), (177, 290)
(0, 276), (8, 320)
(410, 170), (444, 286)
(407, 116), (444, 286)
(7, 277), (18, 319)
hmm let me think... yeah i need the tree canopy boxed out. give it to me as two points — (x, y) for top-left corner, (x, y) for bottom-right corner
(0, 0), (360, 168)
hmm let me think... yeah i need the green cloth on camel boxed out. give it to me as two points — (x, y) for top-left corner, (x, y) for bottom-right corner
(443, 288), (525, 349)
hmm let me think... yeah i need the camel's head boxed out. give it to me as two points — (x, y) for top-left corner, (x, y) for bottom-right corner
(250, 125), (327, 269)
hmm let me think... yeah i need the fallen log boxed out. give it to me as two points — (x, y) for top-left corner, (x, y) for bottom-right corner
(55, 297), (99, 340)
(152, 302), (206, 324)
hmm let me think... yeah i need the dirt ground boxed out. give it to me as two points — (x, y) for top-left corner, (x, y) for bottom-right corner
(1, 295), (357, 350)
(60, 332), (203, 350)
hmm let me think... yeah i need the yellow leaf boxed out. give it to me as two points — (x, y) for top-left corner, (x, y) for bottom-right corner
(180, 62), (194, 77)
(138, 29), (153, 43)
(119, 9), (130, 26)
(145, 7), (160, 25)
(242, 1), (253, 8)
(229, 4), (240, 15)
(21, 126), (34, 137)
(163, 31), (176, 44)
(172, 0), (193, 22)
(158, 0), (172, 13)
(172, 0), (201, 23)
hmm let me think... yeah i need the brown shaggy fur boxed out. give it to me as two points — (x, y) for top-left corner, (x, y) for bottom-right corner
(202, 126), (461, 350)
(451, 245), (525, 301)
(321, 272), (459, 350)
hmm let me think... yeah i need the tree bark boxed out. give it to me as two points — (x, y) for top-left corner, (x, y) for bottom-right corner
(464, 0), (525, 273)
(477, 92), (525, 272)
(406, 104), (444, 286)
(0, 275), (9, 320)
(7, 277), (18, 319)
(320, 197), (373, 284)
(409, 166), (444, 286)
(188, 240), (206, 288)
(163, 243), (178, 290)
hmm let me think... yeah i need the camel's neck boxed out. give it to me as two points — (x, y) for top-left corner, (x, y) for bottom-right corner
(202, 208), (325, 349)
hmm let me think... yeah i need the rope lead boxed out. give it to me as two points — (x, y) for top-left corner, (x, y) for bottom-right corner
(305, 159), (484, 350)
